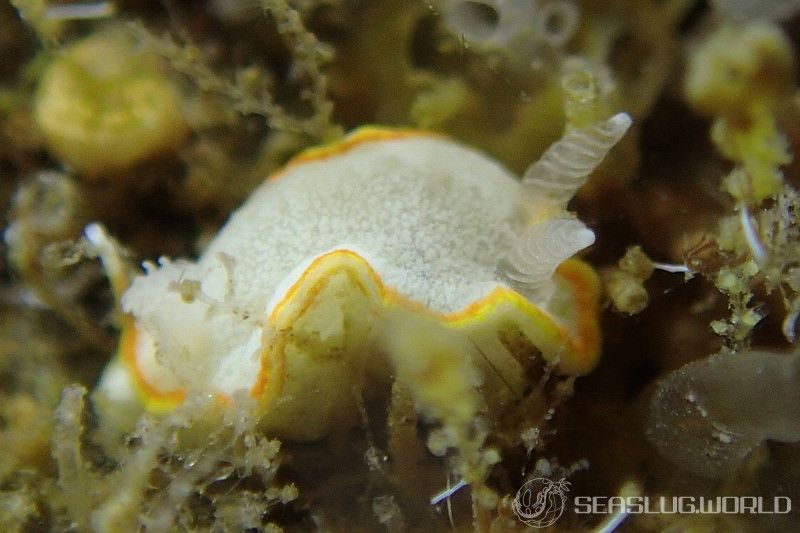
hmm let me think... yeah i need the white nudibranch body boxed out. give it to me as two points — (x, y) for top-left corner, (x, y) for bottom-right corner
(94, 118), (630, 445)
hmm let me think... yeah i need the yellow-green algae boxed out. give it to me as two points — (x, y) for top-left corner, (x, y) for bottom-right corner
(34, 26), (189, 177)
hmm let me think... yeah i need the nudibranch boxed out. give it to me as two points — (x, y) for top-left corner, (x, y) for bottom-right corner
(94, 115), (632, 446)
